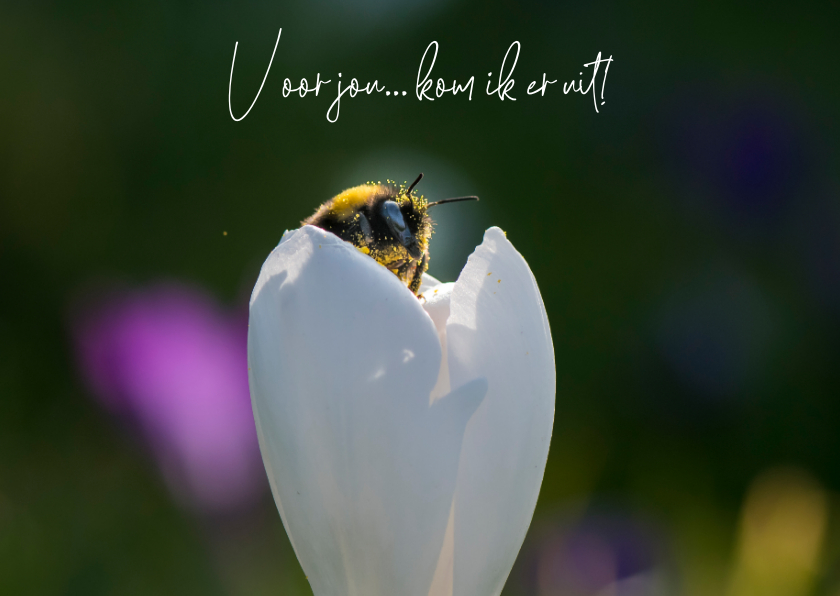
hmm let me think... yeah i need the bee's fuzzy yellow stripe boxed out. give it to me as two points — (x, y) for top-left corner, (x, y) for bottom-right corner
(331, 184), (382, 219)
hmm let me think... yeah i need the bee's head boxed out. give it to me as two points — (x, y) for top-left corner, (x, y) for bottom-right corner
(367, 178), (431, 261)
(366, 173), (480, 262)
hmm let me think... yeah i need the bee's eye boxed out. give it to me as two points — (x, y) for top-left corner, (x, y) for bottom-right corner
(382, 201), (407, 232)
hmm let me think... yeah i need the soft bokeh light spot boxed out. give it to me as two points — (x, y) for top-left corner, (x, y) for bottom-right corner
(511, 508), (670, 596)
(72, 283), (264, 514)
(727, 467), (828, 596)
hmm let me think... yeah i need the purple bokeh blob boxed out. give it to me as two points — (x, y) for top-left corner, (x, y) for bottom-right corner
(659, 85), (811, 232)
(513, 509), (669, 596)
(73, 283), (264, 514)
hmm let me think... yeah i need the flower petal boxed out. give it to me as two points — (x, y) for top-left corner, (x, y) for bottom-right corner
(248, 225), (486, 596)
(418, 272), (442, 295)
(421, 281), (456, 404)
(446, 227), (555, 596)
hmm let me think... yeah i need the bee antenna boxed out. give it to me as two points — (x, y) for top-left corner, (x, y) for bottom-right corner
(426, 196), (480, 208)
(405, 173), (424, 196)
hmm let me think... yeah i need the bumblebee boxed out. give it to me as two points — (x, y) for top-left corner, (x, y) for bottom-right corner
(303, 173), (477, 296)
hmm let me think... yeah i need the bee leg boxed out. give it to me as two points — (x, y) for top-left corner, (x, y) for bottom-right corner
(358, 212), (374, 246)
(394, 260), (413, 284)
(408, 252), (428, 295)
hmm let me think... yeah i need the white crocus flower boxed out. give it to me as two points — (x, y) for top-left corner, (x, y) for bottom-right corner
(248, 225), (554, 596)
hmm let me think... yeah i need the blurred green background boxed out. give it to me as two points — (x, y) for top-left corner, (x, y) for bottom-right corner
(2, 1), (840, 594)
